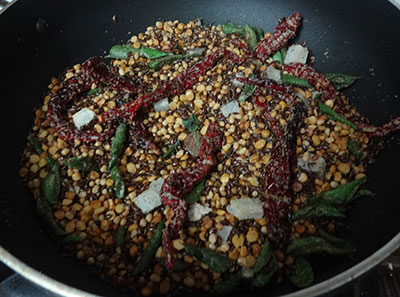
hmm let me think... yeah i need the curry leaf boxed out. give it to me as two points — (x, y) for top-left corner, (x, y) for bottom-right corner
(41, 161), (61, 205)
(156, 257), (190, 271)
(281, 74), (312, 88)
(306, 176), (367, 206)
(115, 226), (126, 246)
(133, 222), (165, 276)
(318, 102), (358, 130)
(28, 136), (44, 155)
(252, 264), (278, 288)
(238, 84), (256, 102)
(354, 188), (374, 199)
(184, 245), (232, 273)
(162, 140), (180, 160)
(286, 236), (356, 257)
(110, 166), (125, 199)
(149, 53), (200, 71)
(63, 156), (98, 173)
(291, 203), (345, 221)
(36, 197), (66, 236)
(222, 23), (245, 35)
(253, 27), (264, 42)
(183, 180), (205, 204)
(316, 226), (354, 249)
(182, 114), (199, 132)
(109, 45), (169, 60)
(273, 50), (284, 64)
(243, 24), (258, 51)
(87, 88), (99, 96)
(253, 239), (273, 273)
(222, 23), (262, 48)
(348, 139), (363, 160)
(62, 234), (83, 245)
(285, 257), (314, 288)
(213, 271), (241, 293)
(325, 73), (359, 90)
(109, 122), (128, 170)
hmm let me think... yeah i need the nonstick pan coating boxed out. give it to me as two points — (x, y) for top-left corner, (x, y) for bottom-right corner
(0, 0), (399, 296)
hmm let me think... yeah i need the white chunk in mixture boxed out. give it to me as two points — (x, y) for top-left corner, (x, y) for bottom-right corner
(227, 197), (264, 220)
(133, 177), (164, 214)
(221, 100), (240, 118)
(72, 108), (96, 129)
(153, 98), (169, 112)
(297, 153), (327, 178)
(284, 44), (309, 65)
(188, 203), (212, 222)
(266, 65), (282, 82)
(217, 225), (233, 243)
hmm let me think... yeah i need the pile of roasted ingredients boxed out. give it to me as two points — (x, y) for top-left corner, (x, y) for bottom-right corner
(20, 13), (400, 295)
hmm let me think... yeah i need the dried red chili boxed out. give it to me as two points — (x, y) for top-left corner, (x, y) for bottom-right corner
(99, 48), (246, 123)
(48, 57), (137, 142)
(282, 63), (337, 102)
(253, 84), (304, 247)
(357, 117), (400, 138)
(160, 123), (222, 270)
(237, 76), (295, 103)
(254, 12), (302, 63)
(129, 118), (158, 151)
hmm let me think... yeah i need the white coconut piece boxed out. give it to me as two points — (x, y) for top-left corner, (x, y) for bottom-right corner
(188, 203), (212, 222)
(227, 198), (264, 220)
(217, 225), (233, 243)
(187, 47), (205, 56)
(284, 44), (309, 65)
(232, 72), (245, 87)
(133, 178), (164, 214)
(153, 98), (169, 112)
(298, 154), (327, 178)
(72, 108), (96, 129)
(148, 177), (164, 192)
(184, 132), (202, 157)
(221, 100), (240, 118)
(266, 66), (281, 82)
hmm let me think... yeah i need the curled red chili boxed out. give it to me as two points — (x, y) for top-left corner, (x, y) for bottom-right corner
(254, 12), (302, 63)
(48, 57), (137, 142)
(160, 123), (222, 270)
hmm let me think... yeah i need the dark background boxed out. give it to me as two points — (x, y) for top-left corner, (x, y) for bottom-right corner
(0, 0), (399, 296)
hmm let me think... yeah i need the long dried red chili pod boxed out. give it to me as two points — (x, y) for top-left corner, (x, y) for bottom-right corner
(237, 77), (295, 104)
(99, 48), (248, 123)
(357, 117), (400, 138)
(262, 138), (292, 246)
(282, 63), (337, 102)
(253, 83), (305, 246)
(253, 91), (284, 138)
(254, 12), (302, 62)
(81, 56), (138, 94)
(231, 39), (252, 64)
(160, 123), (222, 270)
(100, 50), (224, 122)
(48, 57), (138, 142)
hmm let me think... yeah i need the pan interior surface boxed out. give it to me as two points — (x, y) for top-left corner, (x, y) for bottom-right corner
(0, 0), (399, 296)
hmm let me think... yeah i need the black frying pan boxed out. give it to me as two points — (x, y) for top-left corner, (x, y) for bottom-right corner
(0, 0), (400, 296)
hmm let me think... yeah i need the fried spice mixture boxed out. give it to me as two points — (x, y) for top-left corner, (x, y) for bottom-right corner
(19, 15), (400, 295)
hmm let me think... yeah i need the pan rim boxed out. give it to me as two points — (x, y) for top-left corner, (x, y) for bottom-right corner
(1, 232), (400, 297)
